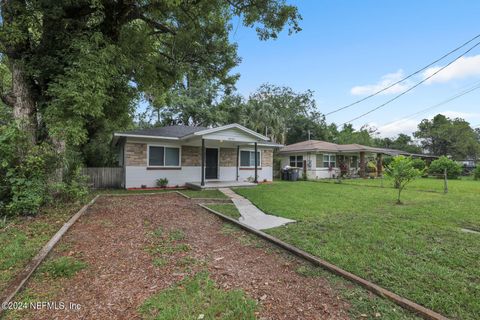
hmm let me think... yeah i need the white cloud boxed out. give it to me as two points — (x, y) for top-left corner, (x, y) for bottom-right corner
(423, 55), (480, 84)
(350, 70), (410, 96)
(436, 110), (480, 120)
(374, 110), (480, 137)
(374, 119), (419, 137)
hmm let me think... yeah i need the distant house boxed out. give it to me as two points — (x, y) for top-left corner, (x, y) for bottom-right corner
(112, 124), (282, 188)
(278, 140), (436, 179)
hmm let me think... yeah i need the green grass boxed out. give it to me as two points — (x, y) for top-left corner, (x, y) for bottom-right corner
(39, 256), (87, 278)
(296, 265), (418, 319)
(0, 197), (95, 292)
(325, 176), (480, 194)
(234, 181), (480, 319)
(179, 189), (227, 199)
(139, 272), (257, 320)
(206, 204), (241, 219)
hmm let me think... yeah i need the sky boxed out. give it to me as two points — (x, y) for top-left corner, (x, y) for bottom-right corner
(229, 0), (480, 137)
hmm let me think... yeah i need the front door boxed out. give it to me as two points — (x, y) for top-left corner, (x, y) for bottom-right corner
(205, 148), (219, 179)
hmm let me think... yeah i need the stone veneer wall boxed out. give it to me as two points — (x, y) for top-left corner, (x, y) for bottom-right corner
(262, 149), (273, 167)
(220, 148), (237, 167)
(125, 143), (147, 166)
(181, 146), (201, 166)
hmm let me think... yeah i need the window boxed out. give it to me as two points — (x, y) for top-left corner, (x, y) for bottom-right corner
(148, 146), (180, 167)
(289, 155), (303, 168)
(240, 150), (261, 167)
(351, 156), (358, 168)
(322, 154), (336, 168)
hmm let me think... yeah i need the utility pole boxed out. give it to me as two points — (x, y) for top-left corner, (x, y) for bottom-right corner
(308, 130), (311, 140)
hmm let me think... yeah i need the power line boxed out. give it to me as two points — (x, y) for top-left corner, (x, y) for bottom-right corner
(341, 39), (480, 126)
(324, 32), (480, 116)
(378, 80), (480, 128)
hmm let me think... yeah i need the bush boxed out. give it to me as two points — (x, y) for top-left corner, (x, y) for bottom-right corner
(0, 123), (89, 216)
(156, 177), (169, 188)
(474, 166), (480, 180)
(411, 158), (426, 171)
(429, 156), (462, 179)
(385, 156), (422, 204)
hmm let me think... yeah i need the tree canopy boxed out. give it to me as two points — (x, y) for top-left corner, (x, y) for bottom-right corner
(414, 114), (479, 160)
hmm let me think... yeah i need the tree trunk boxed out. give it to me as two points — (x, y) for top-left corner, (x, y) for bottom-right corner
(11, 61), (37, 144)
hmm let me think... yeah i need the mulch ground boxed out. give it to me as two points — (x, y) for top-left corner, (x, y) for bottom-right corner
(9, 193), (350, 320)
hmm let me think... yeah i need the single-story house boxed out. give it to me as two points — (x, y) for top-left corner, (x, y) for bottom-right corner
(278, 140), (437, 179)
(112, 124), (282, 188)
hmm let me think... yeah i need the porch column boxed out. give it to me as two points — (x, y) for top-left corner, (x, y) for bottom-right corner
(376, 153), (383, 177)
(201, 138), (205, 186)
(254, 142), (258, 183)
(359, 151), (366, 178)
(236, 145), (240, 181)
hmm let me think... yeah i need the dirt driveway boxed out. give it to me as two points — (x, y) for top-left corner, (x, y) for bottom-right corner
(6, 193), (350, 320)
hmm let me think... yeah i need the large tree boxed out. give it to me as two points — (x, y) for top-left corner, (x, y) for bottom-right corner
(375, 133), (422, 154)
(0, 0), (301, 157)
(414, 114), (479, 159)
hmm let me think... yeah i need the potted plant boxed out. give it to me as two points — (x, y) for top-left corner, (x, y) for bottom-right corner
(156, 178), (169, 188)
(367, 161), (377, 178)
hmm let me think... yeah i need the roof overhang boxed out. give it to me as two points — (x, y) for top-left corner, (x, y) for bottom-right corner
(112, 123), (276, 146)
(183, 123), (270, 141)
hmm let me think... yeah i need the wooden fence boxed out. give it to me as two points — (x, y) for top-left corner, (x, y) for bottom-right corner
(81, 167), (124, 189)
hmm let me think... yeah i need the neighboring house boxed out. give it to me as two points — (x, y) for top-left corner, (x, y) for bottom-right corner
(459, 158), (477, 171)
(112, 124), (281, 188)
(278, 140), (436, 179)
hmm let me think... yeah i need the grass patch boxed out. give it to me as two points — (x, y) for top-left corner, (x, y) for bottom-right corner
(180, 189), (227, 199)
(235, 181), (480, 319)
(169, 229), (185, 241)
(206, 204), (241, 220)
(139, 272), (256, 320)
(153, 257), (168, 267)
(296, 265), (418, 319)
(39, 256), (87, 278)
(0, 196), (96, 292)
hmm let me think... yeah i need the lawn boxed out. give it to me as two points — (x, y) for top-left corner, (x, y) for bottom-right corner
(0, 197), (95, 293)
(234, 180), (480, 319)
(325, 176), (480, 194)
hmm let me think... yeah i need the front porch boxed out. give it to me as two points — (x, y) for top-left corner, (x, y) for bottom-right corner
(186, 180), (257, 190)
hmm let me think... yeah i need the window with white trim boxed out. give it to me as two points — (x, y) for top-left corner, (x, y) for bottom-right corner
(289, 155), (303, 168)
(148, 146), (180, 166)
(322, 154), (336, 168)
(240, 150), (261, 167)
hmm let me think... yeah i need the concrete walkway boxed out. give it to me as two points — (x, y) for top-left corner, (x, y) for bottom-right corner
(219, 188), (295, 230)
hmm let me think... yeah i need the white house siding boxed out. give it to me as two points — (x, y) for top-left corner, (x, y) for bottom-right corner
(280, 153), (339, 179)
(123, 138), (274, 188)
(125, 166), (273, 188)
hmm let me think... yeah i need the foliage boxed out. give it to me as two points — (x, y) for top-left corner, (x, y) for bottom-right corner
(139, 271), (257, 320)
(375, 134), (422, 154)
(367, 161), (377, 173)
(0, 0), (301, 164)
(384, 156), (422, 204)
(334, 124), (377, 145)
(40, 256), (87, 278)
(429, 156), (463, 179)
(0, 124), (88, 216)
(414, 114), (480, 160)
(411, 158), (426, 171)
(474, 166), (480, 180)
(156, 178), (169, 188)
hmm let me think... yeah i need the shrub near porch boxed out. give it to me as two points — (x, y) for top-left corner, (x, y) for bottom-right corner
(234, 181), (480, 319)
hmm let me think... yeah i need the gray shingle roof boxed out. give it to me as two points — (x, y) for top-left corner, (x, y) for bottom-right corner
(279, 140), (413, 155)
(116, 125), (209, 138)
